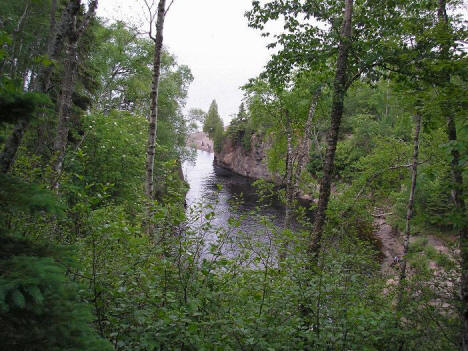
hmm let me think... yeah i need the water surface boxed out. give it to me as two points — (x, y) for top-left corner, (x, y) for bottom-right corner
(183, 150), (288, 232)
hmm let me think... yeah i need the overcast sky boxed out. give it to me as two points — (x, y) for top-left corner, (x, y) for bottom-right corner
(97, 0), (274, 124)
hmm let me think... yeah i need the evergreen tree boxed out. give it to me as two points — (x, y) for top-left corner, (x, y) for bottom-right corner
(203, 99), (224, 152)
(0, 79), (111, 351)
(203, 100), (223, 138)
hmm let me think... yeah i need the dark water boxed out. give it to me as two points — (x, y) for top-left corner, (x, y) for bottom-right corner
(183, 150), (289, 232)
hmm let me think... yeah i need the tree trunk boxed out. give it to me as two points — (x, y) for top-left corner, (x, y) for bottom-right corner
(0, 120), (29, 173)
(437, 2), (468, 349)
(0, 0), (32, 173)
(50, 0), (98, 190)
(50, 41), (78, 190)
(308, 0), (353, 258)
(144, 0), (167, 235)
(448, 112), (468, 351)
(399, 114), (422, 282)
(284, 109), (294, 226)
(145, 0), (167, 203)
(40, 0), (78, 93)
(281, 109), (294, 259)
(294, 86), (322, 183)
(0, 0), (62, 174)
(9, 0), (31, 77)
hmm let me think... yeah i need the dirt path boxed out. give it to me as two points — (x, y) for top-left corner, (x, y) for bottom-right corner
(373, 209), (455, 274)
(373, 212), (403, 273)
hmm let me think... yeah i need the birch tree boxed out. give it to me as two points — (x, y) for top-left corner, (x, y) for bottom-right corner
(247, 0), (407, 260)
(143, 0), (177, 202)
(293, 86), (323, 185)
(399, 113), (422, 282)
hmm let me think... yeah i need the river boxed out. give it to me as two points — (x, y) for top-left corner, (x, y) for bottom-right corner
(183, 149), (288, 230)
(183, 149), (312, 259)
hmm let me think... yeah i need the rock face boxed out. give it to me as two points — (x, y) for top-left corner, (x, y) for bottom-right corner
(215, 134), (318, 204)
(187, 131), (213, 153)
(214, 134), (281, 183)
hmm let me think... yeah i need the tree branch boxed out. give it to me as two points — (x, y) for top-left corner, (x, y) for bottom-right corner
(165, 0), (175, 16)
(77, 0), (99, 38)
(143, 0), (156, 41)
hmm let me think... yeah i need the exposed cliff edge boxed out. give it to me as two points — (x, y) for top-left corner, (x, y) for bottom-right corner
(214, 134), (282, 184)
(215, 134), (317, 203)
(187, 131), (214, 153)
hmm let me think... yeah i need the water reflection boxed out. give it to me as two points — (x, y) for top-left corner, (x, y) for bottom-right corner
(183, 149), (287, 232)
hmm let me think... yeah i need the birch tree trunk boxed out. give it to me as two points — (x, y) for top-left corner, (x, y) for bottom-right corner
(437, 2), (468, 349)
(294, 86), (322, 184)
(0, 0), (32, 174)
(284, 110), (294, 227)
(308, 0), (353, 258)
(399, 114), (422, 282)
(9, 0), (31, 77)
(145, 0), (167, 203)
(281, 109), (294, 259)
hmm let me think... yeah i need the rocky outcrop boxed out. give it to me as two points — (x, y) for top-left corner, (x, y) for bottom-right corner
(215, 134), (318, 204)
(187, 131), (213, 153)
(214, 134), (281, 183)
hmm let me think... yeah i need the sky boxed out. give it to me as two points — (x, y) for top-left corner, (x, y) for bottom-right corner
(97, 0), (275, 124)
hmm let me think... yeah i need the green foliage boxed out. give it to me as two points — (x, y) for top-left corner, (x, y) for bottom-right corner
(0, 235), (112, 351)
(68, 196), (404, 350)
(0, 173), (64, 228)
(0, 0), (54, 81)
(89, 19), (193, 164)
(66, 110), (147, 204)
(203, 100), (225, 152)
(0, 78), (50, 126)
(0, 0), (465, 349)
(0, 30), (11, 60)
(226, 103), (254, 150)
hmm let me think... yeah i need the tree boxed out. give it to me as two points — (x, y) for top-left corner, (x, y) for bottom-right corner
(310, 0), (353, 257)
(0, 84), (49, 173)
(203, 100), (223, 138)
(225, 103), (254, 151)
(51, 0), (99, 190)
(0, 78), (111, 351)
(399, 113), (422, 282)
(247, 0), (413, 259)
(293, 85), (323, 185)
(89, 21), (154, 113)
(203, 100), (224, 152)
(0, 0), (68, 174)
(187, 108), (206, 130)
(384, 1), (467, 346)
(0, 236), (113, 351)
(436, 3), (468, 348)
(237, 102), (248, 122)
(144, 0), (174, 205)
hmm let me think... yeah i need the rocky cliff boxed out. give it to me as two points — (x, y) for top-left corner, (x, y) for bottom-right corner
(187, 131), (214, 153)
(214, 134), (281, 183)
(215, 134), (318, 203)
